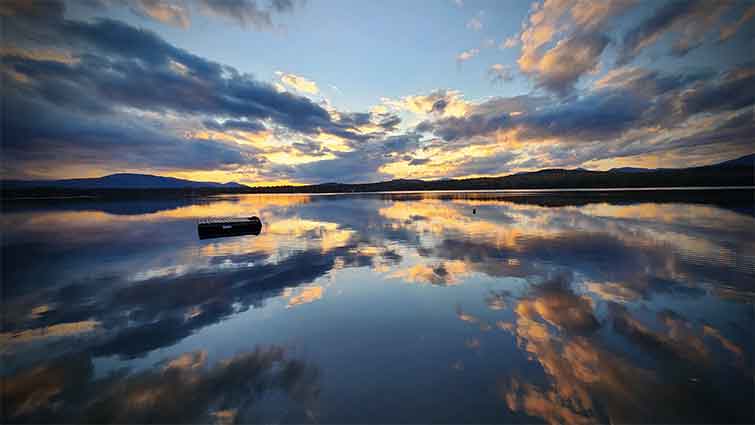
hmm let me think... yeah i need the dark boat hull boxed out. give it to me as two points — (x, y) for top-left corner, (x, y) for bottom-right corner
(197, 217), (262, 239)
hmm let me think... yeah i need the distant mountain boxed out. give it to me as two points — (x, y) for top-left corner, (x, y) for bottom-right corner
(609, 167), (660, 173)
(610, 154), (755, 173)
(713, 154), (755, 168)
(2, 173), (248, 190)
(241, 153), (753, 193)
(2, 154), (752, 197)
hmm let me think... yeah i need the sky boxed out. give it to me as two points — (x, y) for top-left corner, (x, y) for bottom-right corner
(2, 0), (754, 185)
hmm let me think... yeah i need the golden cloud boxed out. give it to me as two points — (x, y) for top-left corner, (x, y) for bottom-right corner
(277, 71), (319, 94)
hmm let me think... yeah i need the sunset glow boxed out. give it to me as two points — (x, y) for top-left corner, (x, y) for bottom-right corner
(2, 0), (753, 185)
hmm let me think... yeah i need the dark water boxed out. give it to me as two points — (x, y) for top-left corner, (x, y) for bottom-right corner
(2, 190), (753, 424)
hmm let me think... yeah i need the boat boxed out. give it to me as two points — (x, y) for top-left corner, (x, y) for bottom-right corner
(197, 216), (262, 239)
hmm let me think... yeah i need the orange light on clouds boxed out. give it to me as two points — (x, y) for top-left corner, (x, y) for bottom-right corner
(191, 129), (273, 148)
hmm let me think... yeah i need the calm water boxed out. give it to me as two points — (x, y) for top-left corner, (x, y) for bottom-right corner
(2, 191), (753, 424)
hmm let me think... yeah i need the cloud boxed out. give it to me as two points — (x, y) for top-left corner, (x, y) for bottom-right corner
(1, 10), (383, 178)
(279, 133), (422, 183)
(488, 63), (514, 84)
(329, 83), (343, 95)
(0, 0), (65, 20)
(421, 111), (511, 142)
(412, 63), (753, 171)
(466, 16), (482, 31)
(202, 118), (268, 133)
(669, 63), (755, 117)
(500, 36), (519, 49)
(270, 0), (295, 13)
(29, 0), (301, 31)
(523, 30), (610, 96)
(592, 66), (713, 96)
(456, 48), (480, 64)
(130, 0), (191, 28)
(2, 0), (753, 184)
(570, 0), (636, 30)
(382, 89), (471, 118)
(515, 0), (634, 95)
(2, 90), (260, 178)
(197, 0), (295, 30)
(516, 89), (649, 141)
(277, 71), (320, 94)
(415, 93), (548, 142)
(720, 3), (755, 41)
(617, 0), (731, 64)
(2, 44), (339, 145)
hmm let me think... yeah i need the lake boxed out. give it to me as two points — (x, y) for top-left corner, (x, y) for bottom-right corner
(2, 190), (753, 424)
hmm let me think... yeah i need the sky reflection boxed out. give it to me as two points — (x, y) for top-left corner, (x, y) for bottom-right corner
(2, 191), (753, 423)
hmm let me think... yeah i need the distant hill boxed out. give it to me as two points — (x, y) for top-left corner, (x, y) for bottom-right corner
(2, 173), (248, 190)
(713, 154), (755, 168)
(609, 154), (754, 173)
(241, 153), (754, 193)
(2, 154), (752, 198)
(609, 167), (660, 173)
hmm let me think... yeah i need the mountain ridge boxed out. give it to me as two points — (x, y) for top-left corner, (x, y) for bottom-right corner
(3, 173), (248, 190)
(2, 154), (752, 195)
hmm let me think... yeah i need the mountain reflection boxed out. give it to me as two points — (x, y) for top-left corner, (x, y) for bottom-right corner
(2, 191), (753, 423)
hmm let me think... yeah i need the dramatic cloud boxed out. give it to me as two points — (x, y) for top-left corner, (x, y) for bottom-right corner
(529, 32), (609, 95)
(617, 0), (732, 64)
(720, 3), (755, 41)
(515, 0), (634, 95)
(54, 0), (301, 30)
(276, 133), (421, 183)
(407, 62), (753, 175)
(0, 4), (390, 180)
(0, 0), (752, 183)
(421, 87), (651, 143)
(0, 0), (65, 20)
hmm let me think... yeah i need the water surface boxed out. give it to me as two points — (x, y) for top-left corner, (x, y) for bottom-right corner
(2, 190), (753, 423)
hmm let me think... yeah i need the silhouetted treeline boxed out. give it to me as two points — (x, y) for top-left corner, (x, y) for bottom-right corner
(3, 161), (752, 199)
(0, 187), (244, 201)
(238, 164), (754, 194)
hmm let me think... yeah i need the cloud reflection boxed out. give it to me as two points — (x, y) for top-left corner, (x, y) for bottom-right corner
(1, 191), (752, 422)
(2, 346), (319, 424)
